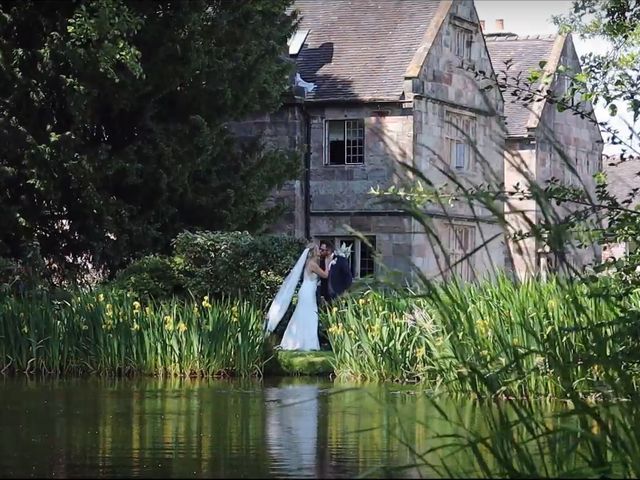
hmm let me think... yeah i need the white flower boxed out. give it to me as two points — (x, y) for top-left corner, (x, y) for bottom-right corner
(335, 242), (352, 258)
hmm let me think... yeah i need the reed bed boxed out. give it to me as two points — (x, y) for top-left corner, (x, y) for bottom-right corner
(0, 291), (266, 377)
(325, 275), (640, 398)
(323, 276), (640, 477)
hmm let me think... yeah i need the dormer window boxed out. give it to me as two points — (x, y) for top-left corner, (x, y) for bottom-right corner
(288, 29), (310, 56)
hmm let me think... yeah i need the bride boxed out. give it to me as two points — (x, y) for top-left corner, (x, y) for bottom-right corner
(265, 243), (328, 351)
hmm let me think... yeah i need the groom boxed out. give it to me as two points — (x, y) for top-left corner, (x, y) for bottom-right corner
(318, 240), (353, 305)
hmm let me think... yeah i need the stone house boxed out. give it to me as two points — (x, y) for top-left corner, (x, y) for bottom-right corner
(485, 32), (604, 280)
(233, 0), (506, 282)
(601, 154), (640, 262)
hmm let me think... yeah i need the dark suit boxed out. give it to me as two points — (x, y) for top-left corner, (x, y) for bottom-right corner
(318, 257), (330, 304)
(327, 255), (353, 300)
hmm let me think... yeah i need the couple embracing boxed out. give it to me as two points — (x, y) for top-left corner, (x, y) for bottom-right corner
(265, 240), (353, 351)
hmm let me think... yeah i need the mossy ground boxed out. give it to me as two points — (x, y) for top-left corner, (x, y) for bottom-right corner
(264, 349), (335, 376)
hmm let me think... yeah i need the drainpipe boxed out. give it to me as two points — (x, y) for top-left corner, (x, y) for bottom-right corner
(302, 102), (311, 240)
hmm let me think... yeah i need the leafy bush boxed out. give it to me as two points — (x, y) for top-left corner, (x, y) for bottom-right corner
(112, 255), (183, 300)
(0, 257), (20, 294)
(110, 231), (306, 301)
(172, 231), (252, 299)
(0, 253), (49, 296)
(237, 234), (308, 300)
(172, 230), (305, 301)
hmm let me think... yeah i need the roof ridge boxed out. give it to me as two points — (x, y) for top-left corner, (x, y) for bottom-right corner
(484, 33), (558, 42)
(604, 153), (640, 161)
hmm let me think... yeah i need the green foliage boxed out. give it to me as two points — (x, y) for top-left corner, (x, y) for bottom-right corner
(326, 276), (640, 397)
(108, 230), (305, 302)
(265, 351), (335, 376)
(0, 0), (300, 281)
(0, 241), (50, 295)
(554, 0), (640, 141)
(172, 230), (306, 301)
(0, 257), (20, 295)
(111, 255), (182, 300)
(0, 290), (265, 377)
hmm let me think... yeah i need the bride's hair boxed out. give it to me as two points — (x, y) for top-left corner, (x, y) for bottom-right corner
(306, 242), (317, 259)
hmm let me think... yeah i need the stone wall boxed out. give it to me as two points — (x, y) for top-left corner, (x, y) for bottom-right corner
(304, 103), (415, 277)
(503, 35), (604, 280)
(310, 213), (415, 275)
(538, 36), (603, 271)
(411, 218), (505, 282)
(306, 104), (413, 213)
(227, 104), (306, 237)
(504, 141), (540, 281)
(407, 0), (506, 280)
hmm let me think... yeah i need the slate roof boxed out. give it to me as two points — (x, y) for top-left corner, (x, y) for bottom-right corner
(603, 154), (640, 207)
(485, 34), (560, 137)
(291, 0), (443, 102)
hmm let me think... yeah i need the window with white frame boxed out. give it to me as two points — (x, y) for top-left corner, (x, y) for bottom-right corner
(445, 111), (475, 171)
(318, 236), (376, 278)
(326, 119), (365, 165)
(448, 225), (475, 281)
(453, 26), (473, 60)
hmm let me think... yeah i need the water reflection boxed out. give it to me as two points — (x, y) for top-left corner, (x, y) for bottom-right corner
(0, 376), (565, 478)
(266, 383), (320, 477)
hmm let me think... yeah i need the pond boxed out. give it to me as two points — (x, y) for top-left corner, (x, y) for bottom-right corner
(0, 376), (567, 478)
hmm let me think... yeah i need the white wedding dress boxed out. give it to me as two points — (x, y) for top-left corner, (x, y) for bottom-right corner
(279, 267), (320, 351)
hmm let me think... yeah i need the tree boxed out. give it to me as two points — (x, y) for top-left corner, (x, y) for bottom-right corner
(0, 0), (300, 282)
(554, 0), (640, 153)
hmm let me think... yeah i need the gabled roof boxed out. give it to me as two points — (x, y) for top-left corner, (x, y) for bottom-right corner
(485, 34), (565, 137)
(292, 0), (447, 102)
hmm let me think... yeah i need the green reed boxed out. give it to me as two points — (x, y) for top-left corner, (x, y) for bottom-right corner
(0, 290), (266, 377)
(323, 275), (640, 478)
(324, 275), (640, 398)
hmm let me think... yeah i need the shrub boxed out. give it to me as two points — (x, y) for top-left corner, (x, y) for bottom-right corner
(172, 230), (305, 301)
(237, 234), (308, 300)
(172, 231), (252, 299)
(109, 231), (306, 301)
(112, 255), (182, 300)
(0, 257), (20, 295)
(0, 254), (49, 296)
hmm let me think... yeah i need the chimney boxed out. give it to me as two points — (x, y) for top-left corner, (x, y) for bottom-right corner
(480, 20), (485, 30)
(495, 19), (504, 31)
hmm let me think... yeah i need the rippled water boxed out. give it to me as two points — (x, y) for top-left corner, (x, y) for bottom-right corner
(1, 375), (571, 478)
(0, 375), (476, 478)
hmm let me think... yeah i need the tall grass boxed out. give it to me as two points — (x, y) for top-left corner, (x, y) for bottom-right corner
(325, 275), (640, 398)
(323, 275), (640, 477)
(0, 290), (266, 377)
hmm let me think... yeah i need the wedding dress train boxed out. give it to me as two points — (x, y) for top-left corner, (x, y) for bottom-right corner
(279, 269), (319, 351)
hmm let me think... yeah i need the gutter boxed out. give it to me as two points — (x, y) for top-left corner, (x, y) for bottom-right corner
(283, 97), (406, 106)
(302, 102), (311, 239)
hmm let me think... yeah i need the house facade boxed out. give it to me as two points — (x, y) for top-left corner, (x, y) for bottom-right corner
(233, 0), (506, 282)
(486, 32), (604, 280)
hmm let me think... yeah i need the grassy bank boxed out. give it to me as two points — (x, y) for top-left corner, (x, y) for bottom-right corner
(3, 275), (639, 398)
(325, 276), (640, 398)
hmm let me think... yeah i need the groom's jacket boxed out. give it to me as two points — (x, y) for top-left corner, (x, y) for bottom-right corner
(328, 255), (353, 299)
